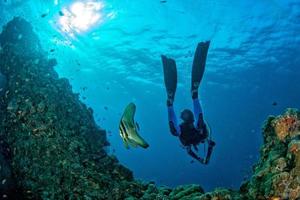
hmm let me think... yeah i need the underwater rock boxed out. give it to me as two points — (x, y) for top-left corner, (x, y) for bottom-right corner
(0, 72), (7, 95)
(0, 137), (18, 198)
(0, 17), (299, 199)
(0, 72), (7, 110)
(244, 109), (300, 200)
(168, 184), (204, 199)
(0, 17), (142, 199)
(272, 109), (300, 141)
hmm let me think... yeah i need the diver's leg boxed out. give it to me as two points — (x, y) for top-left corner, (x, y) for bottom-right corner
(204, 140), (216, 164)
(167, 105), (180, 136)
(193, 98), (205, 129)
(191, 41), (210, 98)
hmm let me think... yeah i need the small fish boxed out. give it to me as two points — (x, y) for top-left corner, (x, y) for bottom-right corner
(272, 102), (278, 106)
(119, 103), (149, 149)
(160, 0), (167, 3)
(104, 106), (108, 110)
(59, 11), (64, 16)
(50, 49), (55, 52)
(82, 86), (87, 91)
(41, 13), (48, 18)
(75, 60), (81, 66)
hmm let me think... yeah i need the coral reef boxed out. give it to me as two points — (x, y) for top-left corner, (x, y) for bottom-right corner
(272, 109), (300, 141)
(242, 109), (300, 200)
(0, 17), (142, 199)
(0, 17), (299, 199)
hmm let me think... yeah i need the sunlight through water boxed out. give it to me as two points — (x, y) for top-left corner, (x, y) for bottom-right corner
(59, 1), (104, 37)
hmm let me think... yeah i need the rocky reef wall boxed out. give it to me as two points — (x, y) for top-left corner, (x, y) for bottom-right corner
(0, 17), (143, 199)
(242, 109), (300, 199)
(0, 17), (299, 200)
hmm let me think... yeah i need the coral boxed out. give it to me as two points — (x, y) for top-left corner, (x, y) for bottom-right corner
(198, 188), (241, 200)
(168, 184), (204, 199)
(244, 109), (300, 200)
(272, 109), (300, 141)
(0, 17), (143, 199)
(0, 17), (299, 200)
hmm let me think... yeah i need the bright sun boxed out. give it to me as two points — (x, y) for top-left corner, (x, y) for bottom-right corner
(59, 1), (104, 37)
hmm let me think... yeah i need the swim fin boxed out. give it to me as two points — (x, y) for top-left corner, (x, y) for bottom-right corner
(161, 55), (177, 105)
(191, 41), (210, 98)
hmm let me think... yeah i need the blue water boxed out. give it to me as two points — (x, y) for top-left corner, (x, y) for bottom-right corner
(1, 0), (300, 191)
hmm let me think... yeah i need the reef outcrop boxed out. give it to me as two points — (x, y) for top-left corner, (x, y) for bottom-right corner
(0, 17), (299, 200)
(242, 109), (300, 200)
(0, 17), (141, 199)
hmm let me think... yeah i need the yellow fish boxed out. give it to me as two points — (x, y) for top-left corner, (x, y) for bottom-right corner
(119, 103), (149, 149)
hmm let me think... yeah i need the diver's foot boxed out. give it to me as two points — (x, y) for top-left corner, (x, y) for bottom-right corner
(191, 90), (198, 99)
(167, 92), (175, 106)
(197, 157), (205, 164)
(167, 99), (173, 107)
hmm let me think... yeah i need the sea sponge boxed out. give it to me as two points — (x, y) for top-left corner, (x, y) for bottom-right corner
(289, 140), (300, 155)
(272, 110), (300, 141)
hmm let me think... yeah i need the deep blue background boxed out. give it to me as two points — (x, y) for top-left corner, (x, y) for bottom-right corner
(1, 0), (299, 191)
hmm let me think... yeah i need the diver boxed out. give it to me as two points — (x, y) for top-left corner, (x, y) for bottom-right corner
(161, 41), (215, 164)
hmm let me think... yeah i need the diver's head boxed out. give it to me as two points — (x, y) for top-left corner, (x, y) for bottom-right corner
(180, 109), (194, 123)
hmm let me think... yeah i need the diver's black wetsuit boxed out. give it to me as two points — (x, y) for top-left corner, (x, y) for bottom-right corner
(168, 96), (215, 164)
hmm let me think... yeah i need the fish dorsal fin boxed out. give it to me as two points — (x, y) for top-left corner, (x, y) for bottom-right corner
(122, 102), (136, 126)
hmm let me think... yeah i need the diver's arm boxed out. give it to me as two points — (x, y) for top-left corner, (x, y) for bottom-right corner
(193, 98), (205, 129)
(204, 140), (216, 164)
(167, 106), (180, 136)
(187, 145), (204, 163)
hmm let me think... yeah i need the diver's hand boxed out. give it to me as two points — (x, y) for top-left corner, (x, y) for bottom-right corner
(197, 157), (206, 164)
(208, 140), (216, 147)
(203, 158), (209, 165)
